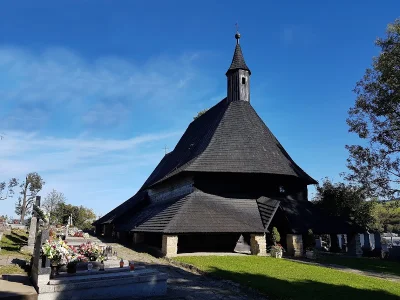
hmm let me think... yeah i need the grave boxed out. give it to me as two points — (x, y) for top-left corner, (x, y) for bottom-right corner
(22, 196), (41, 254)
(30, 230), (168, 299)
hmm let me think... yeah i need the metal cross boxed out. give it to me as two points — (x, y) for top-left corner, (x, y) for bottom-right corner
(235, 22), (239, 33)
(163, 145), (169, 155)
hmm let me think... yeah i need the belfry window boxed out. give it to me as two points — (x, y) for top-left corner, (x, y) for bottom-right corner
(242, 77), (246, 84)
(279, 186), (285, 194)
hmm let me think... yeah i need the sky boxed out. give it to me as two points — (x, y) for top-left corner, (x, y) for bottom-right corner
(0, 1), (399, 218)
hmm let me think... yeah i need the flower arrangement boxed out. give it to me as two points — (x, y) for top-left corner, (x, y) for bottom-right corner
(77, 241), (103, 262)
(270, 244), (285, 258)
(42, 238), (71, 265)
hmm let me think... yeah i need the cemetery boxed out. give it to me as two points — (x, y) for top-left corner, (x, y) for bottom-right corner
(1, 11), (400, 300)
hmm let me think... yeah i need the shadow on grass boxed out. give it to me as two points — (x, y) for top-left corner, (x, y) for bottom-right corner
(11, 231), (28, 242)
(206, 267), (399, 300)
(11, 258), (27, 269)
(3, 233), (28, 246)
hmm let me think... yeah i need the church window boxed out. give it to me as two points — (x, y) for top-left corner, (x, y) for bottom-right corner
(242, 77), (246, 84)
(279, 186), (285, 194)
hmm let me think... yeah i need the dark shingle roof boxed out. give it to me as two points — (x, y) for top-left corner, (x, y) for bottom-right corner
(93, 191), (145, 225)
(142, 99), (317, 188)
(122, 190), (265, 234)
(257, 197), (280, 229)
(226, 44), (251, 75)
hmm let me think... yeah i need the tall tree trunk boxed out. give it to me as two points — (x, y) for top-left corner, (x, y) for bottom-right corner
(20, 180), (28, 223)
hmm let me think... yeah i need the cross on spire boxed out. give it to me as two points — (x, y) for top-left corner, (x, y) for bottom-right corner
(163, 145), (169, 155)
(235, 22), (241, 44)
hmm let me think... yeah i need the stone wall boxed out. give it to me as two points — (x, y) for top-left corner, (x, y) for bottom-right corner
(286, 234), (303, 257)
(250, 234), (266, 256)
(161, 235), (178, 257)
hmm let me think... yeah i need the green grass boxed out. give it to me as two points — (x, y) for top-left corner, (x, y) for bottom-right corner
(0, 229), (30, 257)
(175, 256), (400, 300)
(0, 264), (26, 275)
(316, 255), (400, 277)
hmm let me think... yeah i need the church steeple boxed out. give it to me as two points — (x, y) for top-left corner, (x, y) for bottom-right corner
(226, 30), (251, 102)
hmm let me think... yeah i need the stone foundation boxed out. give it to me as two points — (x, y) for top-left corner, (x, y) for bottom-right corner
(286, 234), (303, 257)
(161, 235), (178, 257)
(250, 234), (266, 256)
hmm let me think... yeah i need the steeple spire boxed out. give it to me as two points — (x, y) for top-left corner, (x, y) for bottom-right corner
(226, 29), (251, 102)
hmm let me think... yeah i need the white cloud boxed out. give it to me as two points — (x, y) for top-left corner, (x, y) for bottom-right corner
(0, 130), (180, 175)
(0, 46), (215, 130)
(0, 129), (181, 217)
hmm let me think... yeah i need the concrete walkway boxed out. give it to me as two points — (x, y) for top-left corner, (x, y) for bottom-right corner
(286, 258), (400, 283)
(0, 275), (37, 300)
(99, 240), (267, 300)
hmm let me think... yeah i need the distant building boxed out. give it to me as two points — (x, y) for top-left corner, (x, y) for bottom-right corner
(94, 31), (361, 257)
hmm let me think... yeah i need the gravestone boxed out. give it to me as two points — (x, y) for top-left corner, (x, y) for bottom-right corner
(315, 237), (322, 249)
(374, 232), (382, 249)
(31, 229), (51, 290)
(22, 196), (41, 254)
(363, 232), (371, 250)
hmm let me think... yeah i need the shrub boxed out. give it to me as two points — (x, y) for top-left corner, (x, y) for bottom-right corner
(271, 227), (281, 245)
(305, 229), (315, 250)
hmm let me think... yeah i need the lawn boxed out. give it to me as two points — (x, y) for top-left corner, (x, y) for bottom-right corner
(0, 265), (26, 275)
(0, 229), (29, 256)
(0, 229), (30, 275)
(175, 256), (400, 300)
(316, 255), (400, 277)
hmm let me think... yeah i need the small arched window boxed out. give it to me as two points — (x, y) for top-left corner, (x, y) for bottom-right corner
(242, 77), (246, 84)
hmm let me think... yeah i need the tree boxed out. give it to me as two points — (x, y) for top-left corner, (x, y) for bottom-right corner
(271, 227), (281, 245)
(346, 19), (400, 199)
(42, 189), (66, 225)
(193, 109), (208, 120)
(52, 203), (96, 230)
(313, 178), (376, 230)
(15, 172), (45, 223)
(370, 199), (400, 233)
(0, 178), (18, 200)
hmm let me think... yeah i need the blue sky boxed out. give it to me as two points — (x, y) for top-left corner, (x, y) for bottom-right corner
(0, 1), (399, 218)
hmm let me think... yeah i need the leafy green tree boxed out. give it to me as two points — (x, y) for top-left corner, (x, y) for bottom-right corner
(42, 189), (66, 225)
(370, 199), (400, 233)
(52, 203), (96, 230)
(346, 19), (400, 199)
(15, 173), (45, 222)
(313, 178), (375, 230)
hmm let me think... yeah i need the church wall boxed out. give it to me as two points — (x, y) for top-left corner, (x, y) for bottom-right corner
(178, 233), (241, 253)
(194, 172), (309, 201)
(148, 175), (194, 203)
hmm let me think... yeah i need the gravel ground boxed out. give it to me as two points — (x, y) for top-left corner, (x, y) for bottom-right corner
(89, 237), (267, 300)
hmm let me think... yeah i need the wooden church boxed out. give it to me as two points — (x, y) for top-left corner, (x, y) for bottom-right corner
(94, 32), (360, 257)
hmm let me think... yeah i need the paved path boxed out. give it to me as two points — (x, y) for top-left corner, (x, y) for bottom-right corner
(98, 240), (267, 300)
(286, 258), (400, 283)
(0, 275), (37, 300)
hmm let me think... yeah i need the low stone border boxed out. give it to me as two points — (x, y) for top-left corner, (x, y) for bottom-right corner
(165, 257), (268, 299)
